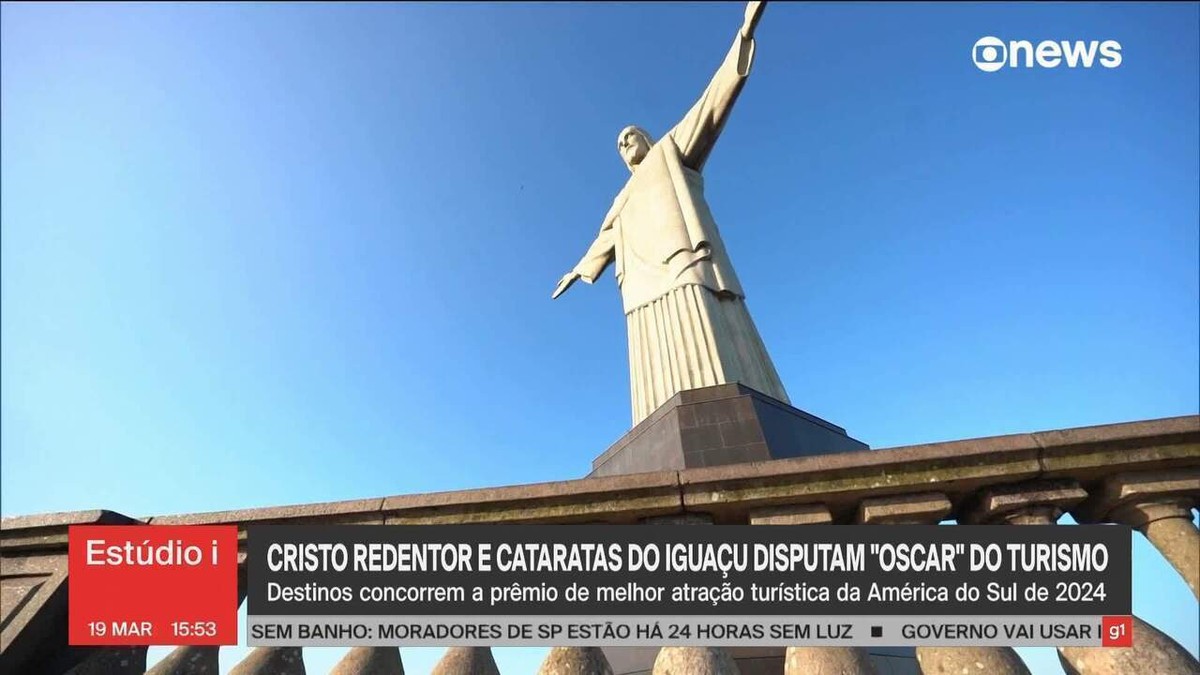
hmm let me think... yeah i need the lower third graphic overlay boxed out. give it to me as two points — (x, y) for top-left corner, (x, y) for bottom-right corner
(246, 524), (1132, 648)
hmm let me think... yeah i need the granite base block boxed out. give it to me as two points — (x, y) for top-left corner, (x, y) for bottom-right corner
(590, 384), (868, 477)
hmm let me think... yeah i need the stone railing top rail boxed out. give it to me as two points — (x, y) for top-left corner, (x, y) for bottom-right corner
(2, 415), (1198, 552)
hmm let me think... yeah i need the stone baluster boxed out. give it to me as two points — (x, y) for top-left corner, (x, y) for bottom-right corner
(642, 513), (740, 675)
(537, 646), (613, 674)
(145, 646), (220, 674)
(431, 647), (501, 675)
(855, 493), (951, 525)
(869, 491), (1035, 675)
(72, 549), (251, 675)
(959, 480), (1086, 527)
(62, 646), (147, 675)
(150, 553), (248, 675)
(228, 646), (305, 674)
(915, 646), (1031, 675)
(750, 503), (879, 675)
(749, 503), (834, 526)
(652, 647), (739, 674)
(330, 646), (405, 674)
(857, 494), (958, 674)
(223, 556), (310, 675)
(1057, 615), (1200, 675)
(962, 480), (1200, 675)
(907, 485), (1080, 672)
(1074, 469), (1200, 599)
(782, 645), (879, 675)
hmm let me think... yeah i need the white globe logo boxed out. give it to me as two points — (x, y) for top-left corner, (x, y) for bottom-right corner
(972, 36), (1007, 72)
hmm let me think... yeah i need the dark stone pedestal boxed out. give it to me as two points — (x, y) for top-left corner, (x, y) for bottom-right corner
(589, 384), (916, 675)
(590, 383), (869, 477)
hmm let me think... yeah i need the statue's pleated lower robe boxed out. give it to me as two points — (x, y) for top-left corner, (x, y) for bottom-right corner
(626, 283), (789, 424)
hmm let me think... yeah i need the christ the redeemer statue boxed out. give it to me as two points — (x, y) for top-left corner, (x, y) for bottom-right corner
(552, 1), (790, 426)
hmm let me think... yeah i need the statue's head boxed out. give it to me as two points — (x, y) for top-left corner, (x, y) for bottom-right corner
(617, 125), (653, 170)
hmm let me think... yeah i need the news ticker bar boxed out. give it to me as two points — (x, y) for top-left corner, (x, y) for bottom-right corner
(247, 615), (1135, 648)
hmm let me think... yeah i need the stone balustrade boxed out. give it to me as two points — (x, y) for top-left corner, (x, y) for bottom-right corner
(1, 415), (1197, 674)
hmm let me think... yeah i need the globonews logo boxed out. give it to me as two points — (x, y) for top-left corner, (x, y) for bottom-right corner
(972, 36), (1122, 72)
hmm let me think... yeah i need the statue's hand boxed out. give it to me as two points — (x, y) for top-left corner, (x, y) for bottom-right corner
(551, 271), (580, 300)
(741, 1), (765, 39)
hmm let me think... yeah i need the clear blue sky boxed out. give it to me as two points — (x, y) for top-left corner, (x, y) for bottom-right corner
(2, 2), (1196, 674)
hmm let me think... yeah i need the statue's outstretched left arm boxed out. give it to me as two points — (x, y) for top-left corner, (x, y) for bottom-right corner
(668, 1), (766, 171)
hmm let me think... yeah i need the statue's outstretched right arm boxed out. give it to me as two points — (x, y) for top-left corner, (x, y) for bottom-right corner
(668, 1), (766, 171)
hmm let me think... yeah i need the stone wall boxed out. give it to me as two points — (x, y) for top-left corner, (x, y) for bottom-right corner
(2, 415), (1198, 674)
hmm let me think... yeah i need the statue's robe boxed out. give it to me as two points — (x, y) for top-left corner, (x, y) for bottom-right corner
(570, 31), (790, 424)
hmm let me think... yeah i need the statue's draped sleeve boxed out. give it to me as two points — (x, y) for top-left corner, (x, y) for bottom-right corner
(668, 32), (756, 172)
(571, 191), (628, 283)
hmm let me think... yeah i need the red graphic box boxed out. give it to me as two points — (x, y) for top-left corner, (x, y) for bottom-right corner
(68, 525), (238, 646)
(1101, 615), (1134, 648)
